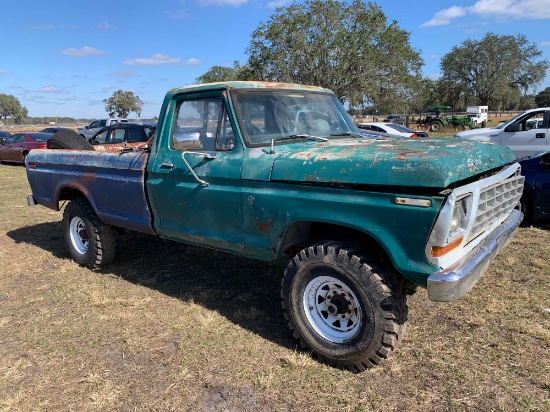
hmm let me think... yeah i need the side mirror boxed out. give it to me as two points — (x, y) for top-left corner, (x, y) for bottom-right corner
(505, 123), (522, 133)
(173, 131), (203, 151)
(0, 138), (5, 144)
(217, 138), (235, 151)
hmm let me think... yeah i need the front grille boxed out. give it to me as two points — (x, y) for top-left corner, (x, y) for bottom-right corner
(467, 173), (524, 243)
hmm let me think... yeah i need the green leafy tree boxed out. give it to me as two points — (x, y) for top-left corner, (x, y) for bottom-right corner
(103, 90), (143, 118)
(196, 65), (237, 84)
(196, 61), (256, 84)
(440, 33), (549, 110)
(245, 0), (423, 113)
(535, 86), (550, 107)
(0, 93), (27, 122)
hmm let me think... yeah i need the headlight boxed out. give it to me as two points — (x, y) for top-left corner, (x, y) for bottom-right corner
(449, 195), (471, 236)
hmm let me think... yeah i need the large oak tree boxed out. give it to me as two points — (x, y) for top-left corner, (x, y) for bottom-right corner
(103, 90), (143, 118)
(244, 0), (423, 114)
(0, 94), (28, 123)
(440, 33), (549, 109)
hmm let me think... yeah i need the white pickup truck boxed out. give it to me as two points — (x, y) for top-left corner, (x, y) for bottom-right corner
(77, 118), (128, 139)
(456, 107), (549, 158)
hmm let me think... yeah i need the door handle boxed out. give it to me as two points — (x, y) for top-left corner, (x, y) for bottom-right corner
(160, 161), (174, 169)
(536, 133), (546, 139)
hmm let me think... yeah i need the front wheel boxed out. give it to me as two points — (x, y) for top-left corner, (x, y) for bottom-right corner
(281, 242), (407, 372)
(62, 198), (117, 269)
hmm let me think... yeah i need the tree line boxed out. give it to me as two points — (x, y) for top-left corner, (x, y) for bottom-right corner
(197, 0), (550, 115)
(2, 0), (549, 121)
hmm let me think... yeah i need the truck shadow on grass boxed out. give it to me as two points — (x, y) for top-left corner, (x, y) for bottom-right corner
(8, 221), (296, 350)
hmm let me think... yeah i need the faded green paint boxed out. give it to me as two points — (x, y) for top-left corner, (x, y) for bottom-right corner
(268, 138), (516, 187)
(146, 81), (518, 287)
(241, 180), (445, 285)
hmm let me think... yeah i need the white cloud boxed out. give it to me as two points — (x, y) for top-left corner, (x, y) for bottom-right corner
(421, 0), (550, 28)
(123, 54), (201, 66)
(467, 0), (550, 19)
(196, 0), (250, 6)
(420, 6), (466, 28)
(0, 69), (8, 75)
(98, 21), (115, 30)
(540, 41), (550, 47)
(60, 46), (104, 57)
(109, 71), (136, 78)
(31, 24), (55, 30)
(39, 86), (65, 94)
(267, 0), (291, 8)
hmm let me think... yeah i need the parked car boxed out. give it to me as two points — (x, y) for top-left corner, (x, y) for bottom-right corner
(0, 131), (11, 144)
(383, 115), (406, 125)
(357, 122), (428, 138)
(0, 132), (53, 164)
(518, 151), (550, 225)
(40, 127), (72, 134)
(456, 107), (549, 158)
(77, 118), (128, 139)
(89, 122), (156, 152)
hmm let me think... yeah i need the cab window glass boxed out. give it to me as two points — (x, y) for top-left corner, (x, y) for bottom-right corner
(171, 98), (234, 152)
(216, 110), (236, 151)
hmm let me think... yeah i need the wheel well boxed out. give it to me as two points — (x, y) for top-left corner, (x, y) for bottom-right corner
(57, 187), (86, 208)
(279, 221), (387, 261)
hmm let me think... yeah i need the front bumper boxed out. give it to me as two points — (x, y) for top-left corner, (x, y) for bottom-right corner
(427, 209), (523, 302)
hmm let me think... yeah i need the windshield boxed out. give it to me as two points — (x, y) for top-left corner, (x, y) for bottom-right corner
(385, 123), (413, 133)
(495, 112), (523, 129)
(232, 89), (359, 146)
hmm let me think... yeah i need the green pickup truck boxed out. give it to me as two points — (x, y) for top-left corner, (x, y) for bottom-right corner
(26, 81), (524, 372)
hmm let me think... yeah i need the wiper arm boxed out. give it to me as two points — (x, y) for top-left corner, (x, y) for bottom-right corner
(330, 132), (365, 138)
(274, 134), (328, 142)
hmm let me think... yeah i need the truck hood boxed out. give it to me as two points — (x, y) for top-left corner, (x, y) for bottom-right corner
(266, 137), (516, 188)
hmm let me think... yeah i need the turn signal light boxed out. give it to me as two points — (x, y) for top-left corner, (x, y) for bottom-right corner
(430, 236), (463, 257)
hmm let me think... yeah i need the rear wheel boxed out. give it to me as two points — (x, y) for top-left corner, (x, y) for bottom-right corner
(430, 121), (444, 132)
(281, 241), (407, 372)
(47, 129), (94, 150)
(63, 198), (117, 268)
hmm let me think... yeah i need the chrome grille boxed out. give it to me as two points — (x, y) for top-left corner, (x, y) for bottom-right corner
(467, 173), (524, 243)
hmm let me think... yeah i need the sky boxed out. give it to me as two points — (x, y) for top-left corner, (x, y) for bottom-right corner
(1, 0), (550, 120)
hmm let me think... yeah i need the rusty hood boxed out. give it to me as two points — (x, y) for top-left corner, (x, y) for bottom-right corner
(268, 137), (517, 188)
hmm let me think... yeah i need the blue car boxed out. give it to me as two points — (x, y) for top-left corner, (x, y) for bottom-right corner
(518, 151), (550, 225)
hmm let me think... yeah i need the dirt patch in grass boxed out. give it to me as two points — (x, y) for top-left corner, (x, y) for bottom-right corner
(0, 164), (548, 411)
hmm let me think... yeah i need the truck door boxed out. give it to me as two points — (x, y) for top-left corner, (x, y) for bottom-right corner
(147, 92), (245, 254)
(500, 109), (548, 158)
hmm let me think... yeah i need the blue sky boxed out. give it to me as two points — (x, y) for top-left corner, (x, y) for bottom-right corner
(1, 0), (550, 120)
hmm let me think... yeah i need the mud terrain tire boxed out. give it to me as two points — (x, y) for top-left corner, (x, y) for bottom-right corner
(63, 198), (117, 269)
(281, 241), (408, 372)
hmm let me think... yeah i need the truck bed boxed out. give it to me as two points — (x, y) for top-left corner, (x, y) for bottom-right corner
(26, 149), (156, 235)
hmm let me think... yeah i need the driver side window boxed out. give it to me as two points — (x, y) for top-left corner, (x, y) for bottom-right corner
(171, 97), (235, 152)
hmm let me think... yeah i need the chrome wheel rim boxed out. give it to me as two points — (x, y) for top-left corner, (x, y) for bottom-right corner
(303, 275), (361, 343)
(69, 216), (89, 254)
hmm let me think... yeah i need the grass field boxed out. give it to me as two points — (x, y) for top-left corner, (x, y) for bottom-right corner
(0, 163), (548, 411)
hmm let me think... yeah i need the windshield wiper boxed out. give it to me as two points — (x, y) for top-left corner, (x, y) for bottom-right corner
(330, 132), (365, 138)
(274, 134), (328, 142)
